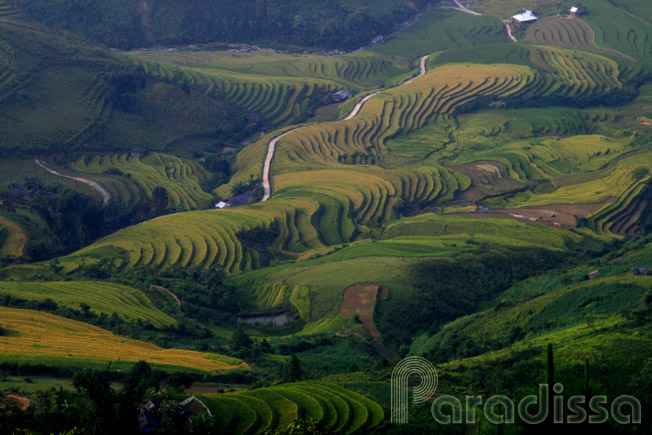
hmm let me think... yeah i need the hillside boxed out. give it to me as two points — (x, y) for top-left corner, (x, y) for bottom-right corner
(2, 0), (652, 433)
(14, 0), (429, 50)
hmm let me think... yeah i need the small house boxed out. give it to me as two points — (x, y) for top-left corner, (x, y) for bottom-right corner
(178, 396), (213, 417)
(131, 147), (147, 158)
(215, 201), (230, 209)
(221, 146), (236, 155)
(512, 10), (538, 23)
(632, 268), (650, 276)
(569, 6), (583, 16)
(331, 89), (352, 103)
(227, 190), (254, 207)
(587, 270), (600, 280)
(246, 112), (261, 125)
(176, 396), (213, 429)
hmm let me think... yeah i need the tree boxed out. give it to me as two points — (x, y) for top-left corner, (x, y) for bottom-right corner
(72, 370), (116, 435)
(231, 327), (253, 351)
(281, 355), (303, 382)
(152, 187), (169, 215)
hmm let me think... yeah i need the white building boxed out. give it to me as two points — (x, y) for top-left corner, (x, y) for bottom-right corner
(215, 201), (230, 209)
(512, 10), (538, 23)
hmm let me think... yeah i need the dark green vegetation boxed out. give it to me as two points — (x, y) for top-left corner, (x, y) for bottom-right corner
(15, 0), (430, 50)
(3, 0), (652, 433)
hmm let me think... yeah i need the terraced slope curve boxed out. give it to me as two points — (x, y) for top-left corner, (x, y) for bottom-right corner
(0, 307), (246, 372)
(0, 281), (176, 327)
(200, 381), (384, 434)
(69, 152), (213, 209)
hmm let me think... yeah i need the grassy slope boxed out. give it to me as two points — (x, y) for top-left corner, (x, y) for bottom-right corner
(0, 280), (176, 327)
(0, 307), (246, 373)
(50, 2), (652, 332)
(370, 8), (509, 58)
(68, 152), (213, 209)
(0, 216), (27, 259)
(0, 19), (250, 155)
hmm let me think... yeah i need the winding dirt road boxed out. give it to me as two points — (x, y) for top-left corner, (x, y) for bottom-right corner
(151, 284), (181, 308)
(35, 159), (111, 205)
(452, 0), (482, 16)
(261, 55), (429, 201)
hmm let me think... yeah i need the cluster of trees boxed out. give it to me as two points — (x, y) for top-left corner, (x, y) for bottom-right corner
(104, 66), (147, 112)
(17, 0), (429, 50)
(376, 246), (568, 346)
(3, 177), (175, 260)
(0, 361), (218, 434)
(199, 155), (231, 193)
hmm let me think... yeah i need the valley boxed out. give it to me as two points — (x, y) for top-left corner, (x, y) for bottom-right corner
(1, 0), (652, 433)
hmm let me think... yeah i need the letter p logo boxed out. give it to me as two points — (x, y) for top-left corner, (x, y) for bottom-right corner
(391, 356), (438, 423)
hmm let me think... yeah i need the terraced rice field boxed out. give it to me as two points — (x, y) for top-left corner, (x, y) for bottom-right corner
(200, 381), (383, 434)
(0, 0), (21, 20)
(0, 307), (247, 372)
(371, 8), (508, 58)
(131, 50), (409, 90)
(522, 151), (652, 207)
(454, 135), (634, 182)
(525, 16), (633, 61)
(69, 152), (213, 209)
(0, 216), (27, 259)
(580, 0), (652, 65)
(272, 63), (535, 167)
(0, 281), (176, 327)
(381, 214), (582, 250)
(64, 207), (278, 274)
(127, 55), (339, 127)
(521, 46), (622, 98)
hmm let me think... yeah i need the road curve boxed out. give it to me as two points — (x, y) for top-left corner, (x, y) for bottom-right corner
(452, 0), (482, 16)
(261, 128), (299, 201)
(261, 54), (429, 202)
(35, 159), (111, 205)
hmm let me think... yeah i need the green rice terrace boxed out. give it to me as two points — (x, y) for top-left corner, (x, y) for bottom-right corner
(2, 0), (652, 433)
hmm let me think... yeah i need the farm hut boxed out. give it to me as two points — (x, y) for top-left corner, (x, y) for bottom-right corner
(331, 89), (352, 103)
(632, 268), (650, 276)
(512, 10), (538, 23)
(227, 190), (254, 207)
(175, 396), (213, 429)
(214, 201), (229, 209)
(246, 112), (261, 125)
(587, 270), (600, 280)
(569, 6), (583, 16)
(137, 411), (159, 433)
(178, 396), (213, 417)
(131, 147), (147, 157)
(221, 146), (236, 155)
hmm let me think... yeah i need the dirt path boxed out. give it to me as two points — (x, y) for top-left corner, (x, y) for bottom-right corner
(35, 159), (111, 205)
(503, 20), (517, 42)
(339, 283), (398, 362)
(151, 284), (181, 308)
(452, 0), (482, 16)
(261, 55), (429, 201)
(0, 216), (27, 258)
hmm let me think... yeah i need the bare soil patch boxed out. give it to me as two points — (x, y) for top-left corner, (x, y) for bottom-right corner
(339, 283), (397, 362)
